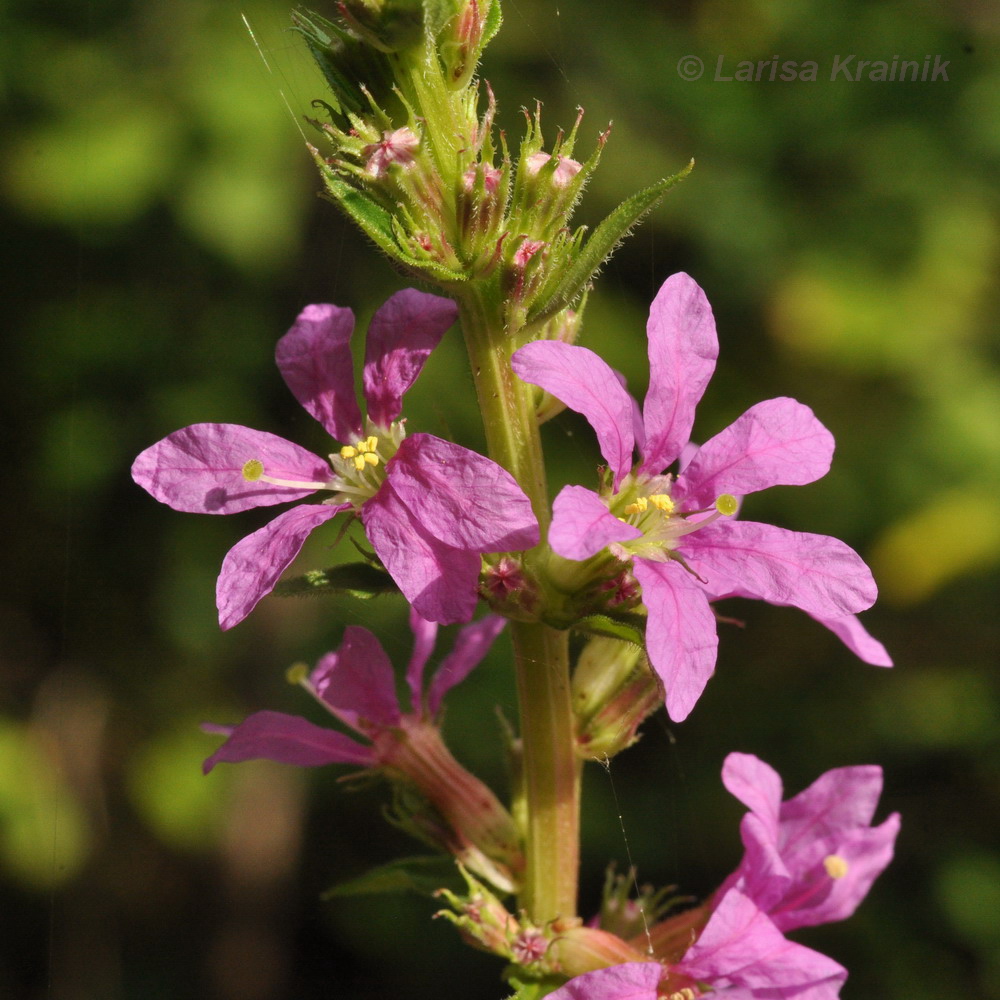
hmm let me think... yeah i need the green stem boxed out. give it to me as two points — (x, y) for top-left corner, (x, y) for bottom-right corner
(456, 284), (581, 924)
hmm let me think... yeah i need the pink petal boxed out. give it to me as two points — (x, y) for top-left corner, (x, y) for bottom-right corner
(216, 503), (343, 629)
(811, 613), (893, 667)
(781, 766), (885, 842)
(275, 303), (364, 443)
(722, 753), (784, 832)
(546, 963), (662, 1000)
(362, 483), (481, 624)
(682, 521), (878, 618)
(405, 609), (439, 712)
(632, 559), (718, 722)
(426, 615), (506, 716)
(362, 289), (458, 429)
(132, 423), (331, 514)
(386, 434), (539, 552)
(309, 627), (401, 732)
(549, 485), (641, 561)
(640, 273), (719, 476)
(512, 341), (635, 485)
(202, 710), (373, 773)
(674, 398), (835, 510)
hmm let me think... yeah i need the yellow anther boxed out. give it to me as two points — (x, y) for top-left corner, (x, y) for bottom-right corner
(649, 494), (675, 514)
(364, 452), (379, 467)
(285, 662), (309, 685)
(353, 455), (367, 471)
(823, 854), (849, 879)
(715, 493), (738, 516)
(667, 989), (697, 1000)
(624, 497), (649, 515)
(340, 445), (357, 459)
(365, 435), (379, 452)
(242, 459), (264, 482)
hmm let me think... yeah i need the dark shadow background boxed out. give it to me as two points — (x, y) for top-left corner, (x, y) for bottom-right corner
(2, 0), (999, 997)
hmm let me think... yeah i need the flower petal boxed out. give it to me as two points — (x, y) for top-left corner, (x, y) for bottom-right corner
(202, 710), (373, 772)
(427, 615), (506, 716)
(216, 503), (344, 630)
(640, 273), (719, 476)
(132, 423), (331, 514)
(363, 482), (481, 624)
(386, 434), (539, 552)
(546, 963), (662, 1000)
(811, 613), (893, 667)
(362, 288), (458, 428)
(512, 341), (635, 485)
(632, 559), (718, 722)
(674, 398), (835, 510)
(722, 752), (784, 831)
(405, 609), (439, 712)
(549, 485), (641, 561)
(682, 521), (878, 618)
(309, 627), (401, 732)
(275, 303), (364, 443)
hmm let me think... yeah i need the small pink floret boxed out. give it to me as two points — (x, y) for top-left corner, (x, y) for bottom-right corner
(364, 127), (420, 178)
(526, 151), (582, 188)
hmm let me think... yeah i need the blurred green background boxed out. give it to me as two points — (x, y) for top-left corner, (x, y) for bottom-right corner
(2, 0), (999, 996)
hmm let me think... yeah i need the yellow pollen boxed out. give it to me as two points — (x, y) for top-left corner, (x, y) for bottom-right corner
(285, 662), (309, 685)
(823, 854), (849, 879)
(667, 990), (697, 1000)
(365, 435), (379, 452)
(340, 445), (357, 459)
(649, 493), (675, 513)
(364, 452), (379, 467)
(242, 458), (264, 482)
(715, 493), (738, 516)
(353, 455), (367, 471)
(624, 497), (649, 515)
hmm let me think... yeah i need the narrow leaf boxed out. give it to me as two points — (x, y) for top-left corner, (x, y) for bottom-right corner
(571, 613), (647, 647)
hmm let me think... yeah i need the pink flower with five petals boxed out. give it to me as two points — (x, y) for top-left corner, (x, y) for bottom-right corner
(512, 272), (882, 722)
(132, 289), (538, 628)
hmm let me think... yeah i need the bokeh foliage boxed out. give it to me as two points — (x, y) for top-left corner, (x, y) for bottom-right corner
(2, 0), (998, 996)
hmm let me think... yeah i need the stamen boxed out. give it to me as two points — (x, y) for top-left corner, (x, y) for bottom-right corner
(364, 452), (379, 467)
(241, 458), (328, 490)
(624, 497), (649, 515)
(823, 854), (849, 879)
(353, 455), (367, 471)
(242, 459), (264, 482)
(340, 445), (357, 459)
(649, 494), (675, 513)
(715, 493), (738, 516)
(286, 662), (310, 686)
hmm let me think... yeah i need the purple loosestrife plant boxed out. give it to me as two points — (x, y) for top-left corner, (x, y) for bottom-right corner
(132, 289), (538, 628)
(512, 272), (884, 721)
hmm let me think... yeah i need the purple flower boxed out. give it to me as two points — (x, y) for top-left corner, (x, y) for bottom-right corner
(717, 752), (900, 932)
(546, 962), (662, 1000)
(511, 272), (881, 721)
(203, 610), (523, 889)
(132, 289), (538, 628)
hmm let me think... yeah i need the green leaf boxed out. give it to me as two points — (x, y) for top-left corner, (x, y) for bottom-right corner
(273, 562), (398, 599)
(572, 613), (646, 647)
(322, 855), (465, 899)
(527, 161), (694, 326)
(314, 165), (404, 260)
(503, 974), (566, 999)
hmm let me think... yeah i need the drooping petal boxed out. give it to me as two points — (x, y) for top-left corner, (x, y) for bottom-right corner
(549, 485), (641, 561)
(405, 609), (439, 712)
(132, 423), (332, 514)
(546, 963), (662, 1000)
(386, 434), (539, 552)
(512, 341), (636, 485)
(811, 613), (893, 667)
(640, 273), (719, 476)
(362, 482), (481, 624)
(309, 627), (401, 732)
(202, 710), (374, 773)
(275, 303), (364, 443)
(632, 559), (718, 722)
(362, 288), (458, 428)
(677, 890), (847, 996)
(216, 503), (343, 630)
(674, 398), (835, 511)
(426, 615), (506, 716)
(681, 521), (878, 618)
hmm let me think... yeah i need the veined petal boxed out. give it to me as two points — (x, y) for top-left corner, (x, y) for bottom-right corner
(632, 559), (718, 722)
(202, 710), (373, 773)
(216, 504), (343, 630)
(546, 963), (662, 1000)
(640, 273), (719, 476)
(275, 303), (364, 443)
(427, 615), (506, 717)
(362, 289), (458, 429)
(549, 485), (641, 561)
(722, 753), (784, 832)
(363, 482), (481, 624)
(512, 341), (635, 485)
(811, 613), (893, 667)
(386, 434), (539, 552)
(310, 627), (401, 732)
(682, 521), (878, 618)
(405, 609), (439, 712)
(782, 765), (885, 843)
(132, 423), (331, 514)
(674, 398), (835, 510)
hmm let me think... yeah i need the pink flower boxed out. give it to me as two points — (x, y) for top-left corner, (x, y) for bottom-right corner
(526, 151), (583, 188)
(717, 753), (900, 932)
(363, 126), (420, 177)
(511, 273), (881, 721)
(132, 289), (538, 628)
